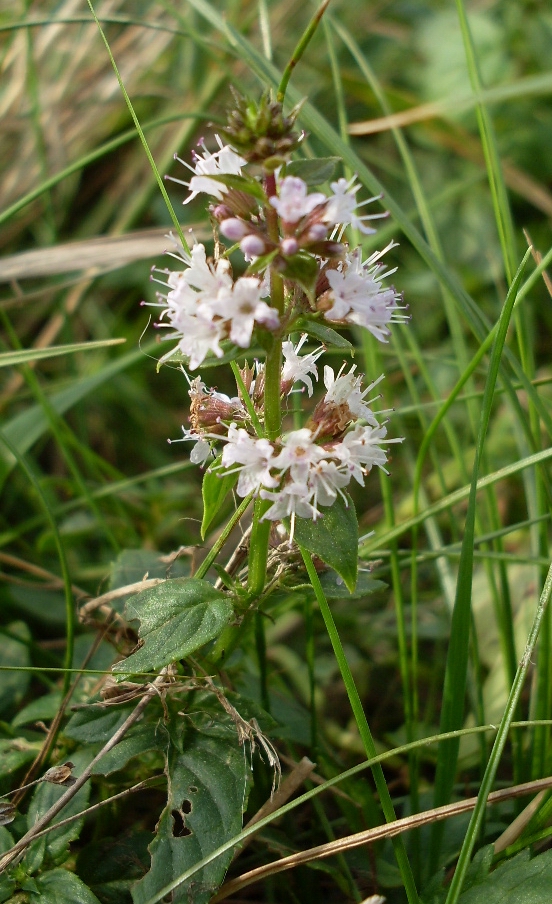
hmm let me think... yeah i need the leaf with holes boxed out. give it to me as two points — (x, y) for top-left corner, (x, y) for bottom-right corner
(131, 711), (248, 904)
(112, 579), (233, 677)
(294, 494), (358, 592)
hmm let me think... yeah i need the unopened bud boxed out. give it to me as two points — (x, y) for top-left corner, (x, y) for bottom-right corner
(240, 234), (266, 257)
(306, 223), (328, 242)
(212, 203), (233, 220)
(220, 218), (249, 240)
(281, 237), (299, 256)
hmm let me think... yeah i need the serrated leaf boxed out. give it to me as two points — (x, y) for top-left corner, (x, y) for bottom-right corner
(131, 712), (248, 904)
(201, 455), (238, 539)
(286, 156), (340, 186)
(295, 317), (353, 350)
(457, 849), (552, 903)
(206, 172), (267, 202)
(279, 251), (319, 294)
(29, 869), (101, 904)
(64, 703), (135, 743)
(319, 569), (385, 599)
(112, 579), (232, 677)
(93, 723), (164, 775)
(294, 495), (358, 592)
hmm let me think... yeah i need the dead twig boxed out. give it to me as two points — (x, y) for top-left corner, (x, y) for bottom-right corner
(214, 775), (552, 901)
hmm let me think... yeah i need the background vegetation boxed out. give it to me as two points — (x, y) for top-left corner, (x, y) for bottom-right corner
(0, 0), (551, 902)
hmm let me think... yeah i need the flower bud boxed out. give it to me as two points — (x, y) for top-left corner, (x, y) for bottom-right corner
(220, 218), (249, 240)
(212, 203), (233, 221)
(240, 234), (266, 257)
(306, 223), (328, 242)
(220, 88), (303, 164)
(281, 237), (299, 256)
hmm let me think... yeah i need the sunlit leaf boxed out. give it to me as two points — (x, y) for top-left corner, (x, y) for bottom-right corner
(112, 579), (232, 677)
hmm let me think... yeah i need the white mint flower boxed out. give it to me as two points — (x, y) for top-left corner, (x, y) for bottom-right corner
(261, 482), (320, 522)
(324, 245), (406, 342)
(281, 334), (324, 396)
(332, 423), (402, 483)
(307, 458), (350, 509)
(211, 277), (279, 349)
(269, 176), (326, 224)
(169, 427), (212, 465)
(159, 311), (225, 369)
(170, 136), (246, 204)
(323, 176), (387, 235)
(323, 365), (384, 426)
(221, 424), (278, 496)
(271, 428), (326, 484)
(181, 243), (232, 296)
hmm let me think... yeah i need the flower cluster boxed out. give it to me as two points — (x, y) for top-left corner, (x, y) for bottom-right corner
(150, 242), (279, 369)
(148, 100), (408, 527)
(175, 341), (402, 528)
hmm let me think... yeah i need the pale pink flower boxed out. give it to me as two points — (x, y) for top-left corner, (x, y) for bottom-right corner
(323, 177), (386, 234)
(271, 428), (326, 484)
(171, 136), (246, 203)
(323, 365), (384, 425)
(221, 424), (278, 496)
(332, 423), (402, 483)
(269, 176), (325, 224)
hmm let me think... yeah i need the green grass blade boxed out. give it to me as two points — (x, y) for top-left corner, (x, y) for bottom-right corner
(0, 338), (125, 368)
(429, 248), (532, 867)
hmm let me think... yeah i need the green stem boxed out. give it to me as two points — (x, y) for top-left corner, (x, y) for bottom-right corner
(277, 0), (331, 103)
(246, 175), (285, 597)
(195, 493), (253, 580)
(299, 545), (419, 904)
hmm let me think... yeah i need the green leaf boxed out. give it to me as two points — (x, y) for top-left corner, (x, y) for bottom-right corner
(286, 156), (340, 186)
(64, 704), (135, 743)
(456, 849), (552, 903)
(0, 827), (15, 903)
(201, 455), (238, 539)
(319, 569), (386, 599)
(25, 750), (92, 873)
(76, 832), (153, 904)
(92, 723), (164, 775)
(0, 622), (31, 714)
(131, 712), (248, 904)
(12, 691), (62, 729)
(0, 738), (42, 778)
(205, 172), (267, 202)
(245, 248), (278, 275)
(293, 495), (358, 592)
(278, 251), (319, 295)
(108, 549), (190, 614)
(29, 869), (101, 904)
(112, 578), (232, 677)
(295, 317), (353, 350)
(0, 338), (125, 368)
